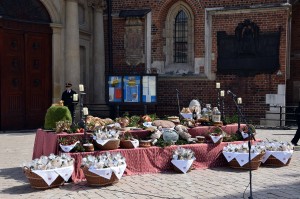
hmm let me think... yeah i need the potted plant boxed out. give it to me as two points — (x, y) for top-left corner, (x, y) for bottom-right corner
(208, 126), (224, 144)
(58, 136), (80, 152)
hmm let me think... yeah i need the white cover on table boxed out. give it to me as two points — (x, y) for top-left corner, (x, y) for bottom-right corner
(89, 164), (127, 180)
(171, 159), (195, 174)
(261, 150), (293, 164)
(222, 152), (260, 166)
(32, 165), (74, 186)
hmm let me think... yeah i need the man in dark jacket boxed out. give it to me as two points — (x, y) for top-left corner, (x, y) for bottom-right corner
(61, 83), (77, 121)
(291, 102), (300, 146)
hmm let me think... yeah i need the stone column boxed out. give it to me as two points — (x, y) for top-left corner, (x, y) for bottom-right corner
(50, 23), (64, 102)
(65, 0), (80, 87)
(88, 0), (106, 103)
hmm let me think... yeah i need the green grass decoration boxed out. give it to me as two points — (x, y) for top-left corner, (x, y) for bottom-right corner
(44, 105), (72, 130)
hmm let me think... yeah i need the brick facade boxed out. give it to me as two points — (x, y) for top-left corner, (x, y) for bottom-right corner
(104, 0), (292, 124)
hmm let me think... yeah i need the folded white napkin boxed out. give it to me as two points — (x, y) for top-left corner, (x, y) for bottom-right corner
(210, 135), (223, 143)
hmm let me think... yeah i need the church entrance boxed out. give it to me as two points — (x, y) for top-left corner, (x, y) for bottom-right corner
(0, 0), (52, 130)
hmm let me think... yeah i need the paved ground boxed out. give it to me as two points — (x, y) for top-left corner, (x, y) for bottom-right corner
(0, 129), (299, 199)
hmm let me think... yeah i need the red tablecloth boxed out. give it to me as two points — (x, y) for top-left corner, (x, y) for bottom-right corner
(188, 123), (246, 137)
(67, 141), (247, 182)
(32, 129), (89, 159)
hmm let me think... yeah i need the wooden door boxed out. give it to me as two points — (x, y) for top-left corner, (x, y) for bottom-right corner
(0, 30), (26, 129)
(0, 20), (52, 130)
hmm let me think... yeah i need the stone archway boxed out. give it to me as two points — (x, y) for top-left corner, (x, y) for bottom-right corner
(0, 0), (53, 130)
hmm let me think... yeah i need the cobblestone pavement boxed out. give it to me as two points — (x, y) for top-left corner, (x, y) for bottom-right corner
(0, 129), (299, 199)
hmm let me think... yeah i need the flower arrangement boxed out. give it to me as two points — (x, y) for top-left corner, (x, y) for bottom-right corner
(120, 131), (134, 141)
(81, 152), (126, 169)
(23, 153), (74, 170)
(55, 120), (72, 133)
(223, 143), (265, 154)
(58, 136), (80, 146)
(172, 147), (195, 160)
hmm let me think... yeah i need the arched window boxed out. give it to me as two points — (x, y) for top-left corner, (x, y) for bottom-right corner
(165, 2), (194, 75)
(0, 0), (51, 23)
(174, 10), (188, 63)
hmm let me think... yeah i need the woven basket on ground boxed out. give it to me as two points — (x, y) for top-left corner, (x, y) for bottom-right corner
(262, 155), (291, 167)
(94, 139), (120, 150)
(81, 166), (119, 186)
(228, 153), (264, 170)
(23, 167), (65, 189)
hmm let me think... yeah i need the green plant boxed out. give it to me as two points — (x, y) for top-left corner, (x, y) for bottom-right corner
(224, 114), (239, 124)
(44, 105), (72, 130)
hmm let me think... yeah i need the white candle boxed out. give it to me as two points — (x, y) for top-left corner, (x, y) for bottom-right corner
(79, 84), (84, 92)
(216, 82), (220, 89)
(83, 107), (89, 115)
(73, 94), (78, 101)
(220, 90), (225, 97)
(237, 97), (242, 104)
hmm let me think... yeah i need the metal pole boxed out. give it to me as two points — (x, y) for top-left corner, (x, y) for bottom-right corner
(107, 0), (113, 73)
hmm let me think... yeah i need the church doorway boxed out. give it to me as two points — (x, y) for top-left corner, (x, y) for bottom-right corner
(0, 0), (52, 130)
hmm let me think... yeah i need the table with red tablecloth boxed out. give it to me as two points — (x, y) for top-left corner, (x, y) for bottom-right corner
(32, 124), (249, 182)
(67, 141), (248, 182)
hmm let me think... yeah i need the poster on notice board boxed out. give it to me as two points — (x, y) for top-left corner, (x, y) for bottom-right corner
(108, 76), (122, 102)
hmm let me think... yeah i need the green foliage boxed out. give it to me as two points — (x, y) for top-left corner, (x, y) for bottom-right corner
(224, 114), (239, 124)
(128, 115), (141, 127)
(44, 105), (72, 130)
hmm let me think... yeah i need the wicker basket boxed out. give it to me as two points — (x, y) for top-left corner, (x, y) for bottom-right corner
(262, 155), (292, 167)
(83, 143), (94, 152)
(81, 166), (119, 186)
(228, 153), (264, 170)
(120, 140), (135, 149)
(94, 139), (120, 150)
(139, 140), (152, 147)
(23, 167), (65, 189)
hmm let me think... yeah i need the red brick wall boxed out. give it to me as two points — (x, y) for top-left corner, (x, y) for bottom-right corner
(287, 4), (300, 105)
(104, 0), (289, 124)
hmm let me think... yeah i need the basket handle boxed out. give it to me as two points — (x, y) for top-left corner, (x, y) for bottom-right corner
(22, 166), (31, 174)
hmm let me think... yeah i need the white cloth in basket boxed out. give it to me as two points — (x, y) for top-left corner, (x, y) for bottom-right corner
(261, 150), (293, 164)
(222, 152), (260, 166)
(89, 164), (127, 180)
(210, 135), (223, 143)
(130, 139), (139, 148)
(94, 138), (118, 146)
(171, 159), (194, 174)
(32, 165), (74, 186)
(59, 141), (79, 152)
(241, 131), (249, 139)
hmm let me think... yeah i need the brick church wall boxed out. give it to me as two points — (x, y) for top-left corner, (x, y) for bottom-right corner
(104, 0), (289, 124)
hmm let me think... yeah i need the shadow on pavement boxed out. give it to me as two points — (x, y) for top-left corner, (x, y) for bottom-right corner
(0, 167), (28, 183)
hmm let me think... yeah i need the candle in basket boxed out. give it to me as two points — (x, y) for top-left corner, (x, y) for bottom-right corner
(83, 107), (89, 115)
(73, 94), (78, 101)
(237, 97), (242, 104)
(216, 82), (220, 89)
(220, 90), (225, 97)
(79, 84), (84, 92)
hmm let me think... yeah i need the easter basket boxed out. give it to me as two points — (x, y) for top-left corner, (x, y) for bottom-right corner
(263, 155), (291, 167)
(228, 153), (264, 170)
(93, 139), (120, 150)
(81, 166), (119, 186)
(23, 167), (65, 189)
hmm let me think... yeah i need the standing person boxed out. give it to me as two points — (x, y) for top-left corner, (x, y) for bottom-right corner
(61, 83), (77, 121)
(291, 102), (300, 146)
